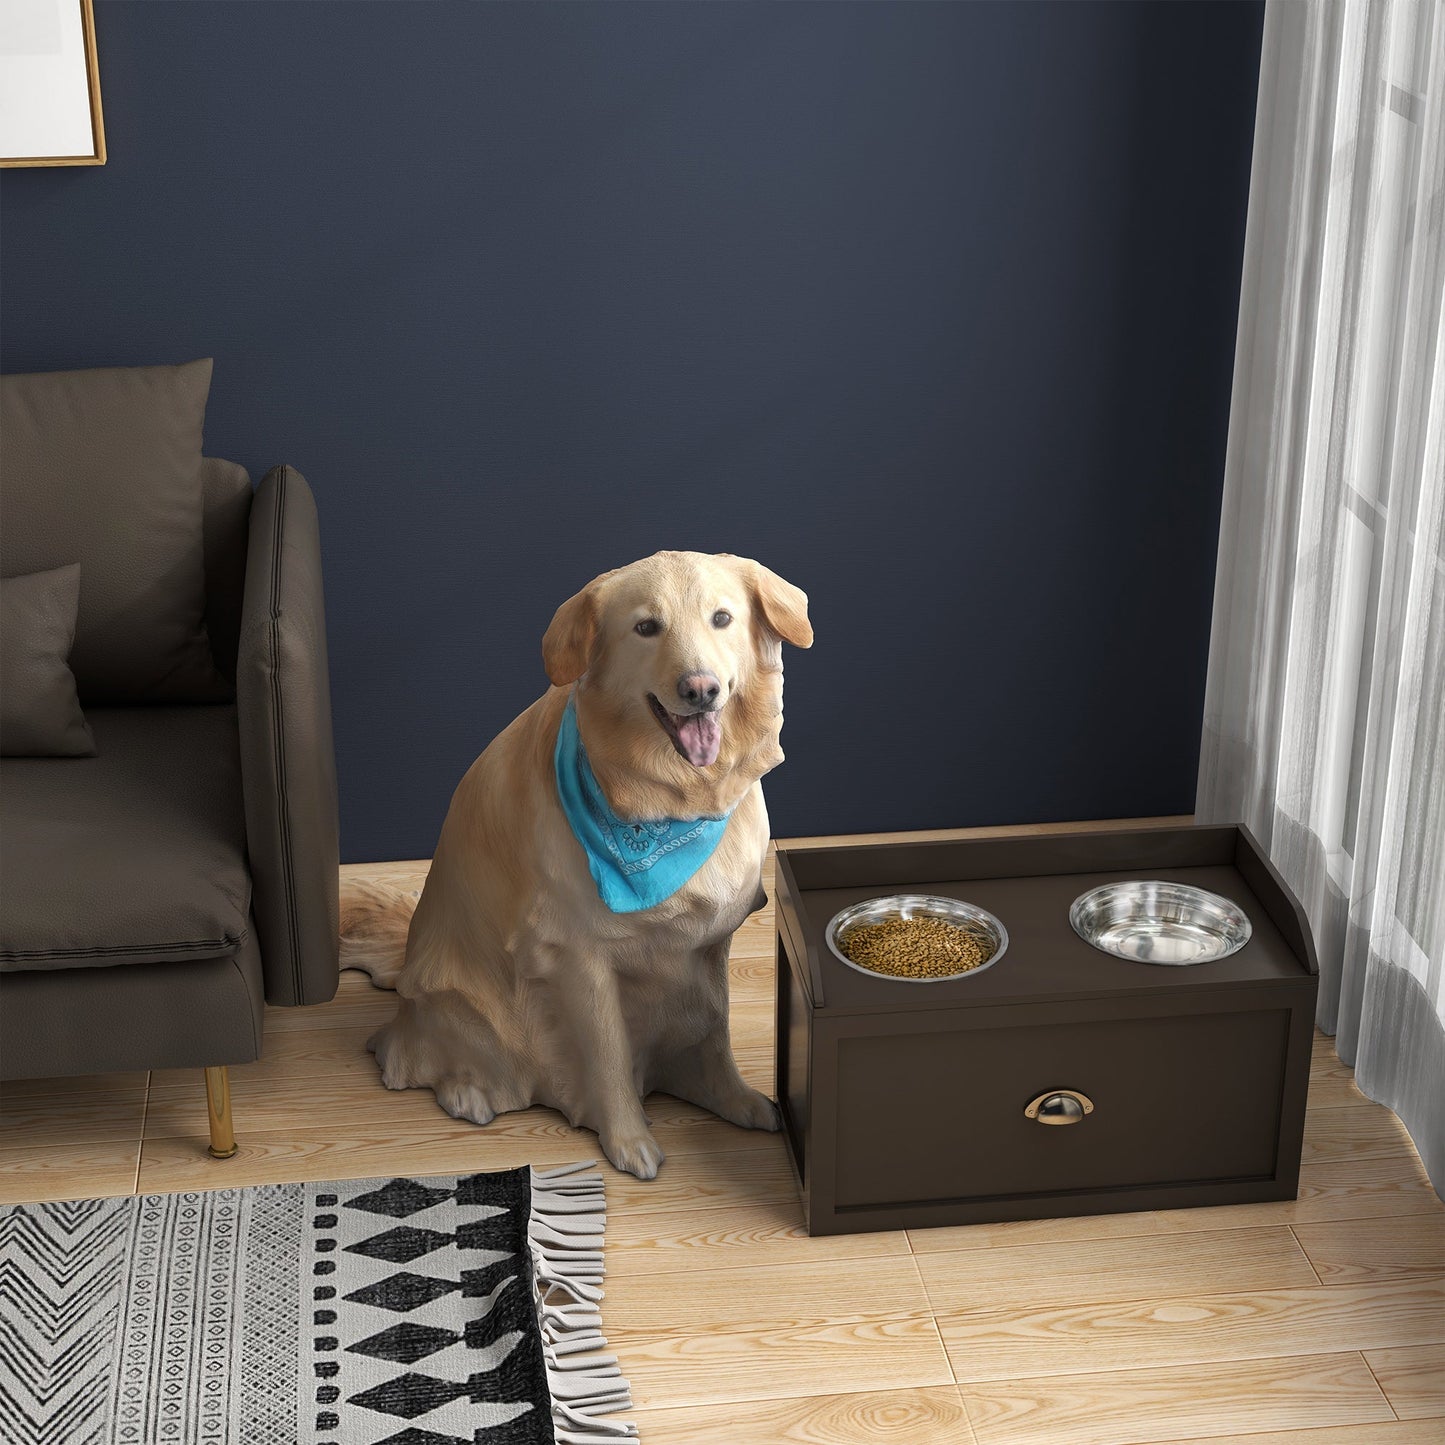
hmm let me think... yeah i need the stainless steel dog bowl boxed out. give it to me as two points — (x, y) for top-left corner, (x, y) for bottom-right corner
(825, 894), (1008, 983)
(1070, 880), (1252, 965)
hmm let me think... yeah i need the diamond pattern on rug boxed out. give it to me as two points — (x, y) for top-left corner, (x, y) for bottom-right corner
(370, 1431), (470, 1445)
(347, 1323), (458, 1366)
(366, 1417), (540, 1445)
(345, 1182), (454, 1220)
(344, 1273), (459, 1314)
(345, 1226), (454, 1265)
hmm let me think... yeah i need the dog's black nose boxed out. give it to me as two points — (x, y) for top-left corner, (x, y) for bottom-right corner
(677, 671), (721, 708)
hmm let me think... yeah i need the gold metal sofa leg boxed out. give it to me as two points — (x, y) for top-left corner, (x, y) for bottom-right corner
(204, 1066), (238, 1159)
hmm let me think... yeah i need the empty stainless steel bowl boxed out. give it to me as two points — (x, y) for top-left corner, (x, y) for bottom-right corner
(1070, 880), (1252, 965)
(825, 894), (1009, 983)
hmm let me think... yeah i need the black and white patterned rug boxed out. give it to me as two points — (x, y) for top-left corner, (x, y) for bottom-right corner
(0, 1161), (636, 1445)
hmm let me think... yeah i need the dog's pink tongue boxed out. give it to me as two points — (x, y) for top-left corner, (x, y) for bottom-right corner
(675, 711), (721, 767)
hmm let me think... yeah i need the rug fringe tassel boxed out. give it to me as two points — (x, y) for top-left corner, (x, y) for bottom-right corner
(529, 1162), (638, 1441)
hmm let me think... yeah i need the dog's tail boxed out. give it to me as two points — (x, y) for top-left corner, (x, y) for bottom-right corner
(339, 876), (422, 989)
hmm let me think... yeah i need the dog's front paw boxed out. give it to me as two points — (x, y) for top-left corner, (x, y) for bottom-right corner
(601, 1127), (665, 1180)
(368, 1026), (414, 1091)
(720, 1087), (781, 1133)
(435, 1080), (496, 1126)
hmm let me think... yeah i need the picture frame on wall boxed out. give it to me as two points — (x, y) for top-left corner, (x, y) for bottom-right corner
(0, 0), (106, 167)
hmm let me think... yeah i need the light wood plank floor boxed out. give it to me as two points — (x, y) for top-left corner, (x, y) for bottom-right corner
(2, 820), (1441, 1444)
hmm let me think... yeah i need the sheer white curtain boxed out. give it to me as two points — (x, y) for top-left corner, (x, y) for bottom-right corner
(1198, 0), (1444, 1193)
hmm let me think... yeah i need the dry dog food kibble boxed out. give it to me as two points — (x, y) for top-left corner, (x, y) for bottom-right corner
(838, 916), (991, 978)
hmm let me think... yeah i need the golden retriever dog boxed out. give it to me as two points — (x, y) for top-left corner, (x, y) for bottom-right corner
(343, 550), (812, 1178)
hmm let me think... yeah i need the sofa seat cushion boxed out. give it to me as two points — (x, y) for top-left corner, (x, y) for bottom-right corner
(0, 706), (250, 971)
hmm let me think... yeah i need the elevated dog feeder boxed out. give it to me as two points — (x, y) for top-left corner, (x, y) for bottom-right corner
(772, 824), (1318, 1236)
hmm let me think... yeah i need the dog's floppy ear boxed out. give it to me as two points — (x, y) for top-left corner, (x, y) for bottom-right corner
(744, 559), (813, 649)
(542, 582), (600, 685)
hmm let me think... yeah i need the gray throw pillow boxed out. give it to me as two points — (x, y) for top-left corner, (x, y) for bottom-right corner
(0, 360), (230, 702)
(0, 564), (96, 757)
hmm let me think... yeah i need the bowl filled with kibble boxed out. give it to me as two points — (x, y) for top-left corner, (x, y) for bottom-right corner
(825, 894), (1008, 983)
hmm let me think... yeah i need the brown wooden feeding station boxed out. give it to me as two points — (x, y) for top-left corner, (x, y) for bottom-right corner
(772, 824), (1319, 1237)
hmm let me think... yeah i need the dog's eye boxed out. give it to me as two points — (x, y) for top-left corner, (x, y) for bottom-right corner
(634, 619), (661, 638)
(712, 610), (732, 628)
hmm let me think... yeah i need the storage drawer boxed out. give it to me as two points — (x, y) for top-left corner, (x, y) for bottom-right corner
(833, 1006), (1289, 1209)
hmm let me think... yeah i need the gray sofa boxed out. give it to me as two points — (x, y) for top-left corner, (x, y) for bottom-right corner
(0, 362), (340, 1158)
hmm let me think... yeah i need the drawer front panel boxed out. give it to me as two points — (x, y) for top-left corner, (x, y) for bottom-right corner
(833, 1008), (1288, 1209)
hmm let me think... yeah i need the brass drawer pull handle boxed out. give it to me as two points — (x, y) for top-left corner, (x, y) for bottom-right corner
(1025, 1089), (1094, 1125)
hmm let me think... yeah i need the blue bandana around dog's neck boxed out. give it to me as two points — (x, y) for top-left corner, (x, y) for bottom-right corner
(555, 693), (731, 913)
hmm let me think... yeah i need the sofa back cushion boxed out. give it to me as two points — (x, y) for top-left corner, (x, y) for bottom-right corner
(0, 360), (230, 702)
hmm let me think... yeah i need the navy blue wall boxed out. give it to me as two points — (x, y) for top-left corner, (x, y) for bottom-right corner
(0, 1), (1263, 862)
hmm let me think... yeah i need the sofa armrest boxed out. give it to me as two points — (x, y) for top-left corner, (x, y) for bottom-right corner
(237, 465), (340, 1006)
